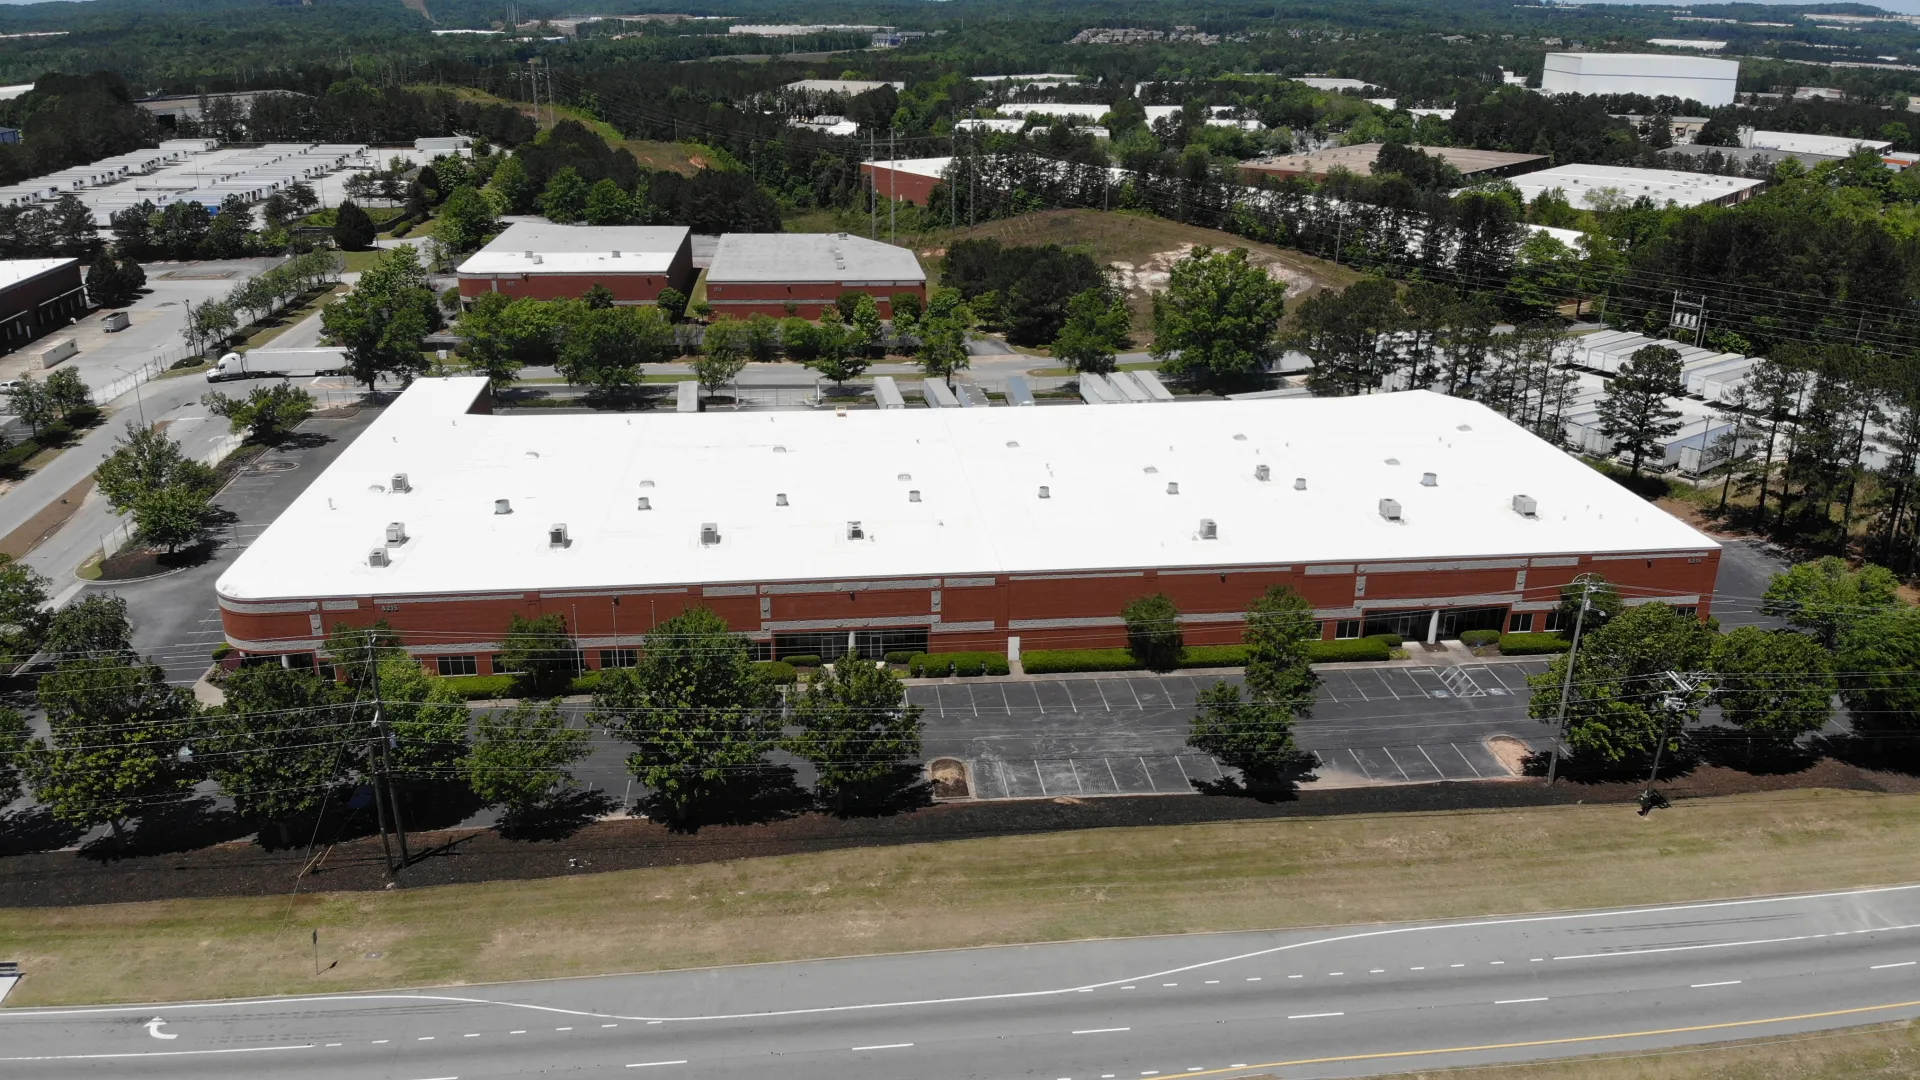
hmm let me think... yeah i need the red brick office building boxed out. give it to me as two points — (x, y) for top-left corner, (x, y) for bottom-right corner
(215, 380), (1720, 672)
(455, 222), (695, 306)
(705, 232), (926, 318)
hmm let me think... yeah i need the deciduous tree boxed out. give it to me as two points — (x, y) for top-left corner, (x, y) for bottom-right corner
(27, 654), (198, 841)
(1151, 246), (1287, 384)
(1761, 557), (1900, 648)
(787, 656), (924, 813)
(202, 383), (314, 445)
(1122, 593), (1183, 672)
(464, 699), (589, 818)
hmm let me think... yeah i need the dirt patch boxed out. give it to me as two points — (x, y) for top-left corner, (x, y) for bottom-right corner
(94, 544), (208, 581)
(1487, 736), (1532, 776)
(928, 758), (970, 799)
(1109, 243), (1321, 299)
(0, 475), (94, 558)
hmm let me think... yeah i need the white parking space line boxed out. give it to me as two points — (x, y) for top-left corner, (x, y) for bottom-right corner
(1417, 744), (1445, 776)
(1496, 997), (1549, 1004)
(851, 1043), (914, 1050)
(1288, 1012), (1344, 1019)
(1450, 743), (1484, 778)
(1347, 748), (1372, 779)
(1872, 962), (1916, 969)
(1371, 669), (1401, 700)
(625, 1061), (689, 1068)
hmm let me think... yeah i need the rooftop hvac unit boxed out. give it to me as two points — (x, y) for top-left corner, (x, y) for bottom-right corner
(549, 523), (568, 548)
(700, 522), (720, 546)
(908, 489), (921, 502)
(1513, 494), (1539, 517)
(367, 547), (390, 568)
(611, 250), (621, 258)
(390, 472), (410, 493)
(1294, 477), (1307, 490)
(847, 521), (864, 540)
(1254, 464), (1271, 482)
(385, 521), (407, 545)
(1199, 518), (1218, 540)
(1166, 482), (1180, 495)
(1038, 485), (1051, 499)
(1379, 498), (1402, 522)
(775, 493), (789, 506)
(495, 499), (512, 515)
(637, 496), (652, 511)
(1421, 472), (1438, 487)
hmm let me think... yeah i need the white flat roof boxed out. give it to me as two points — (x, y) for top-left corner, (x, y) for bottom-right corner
(0, 258), (76, 291)
(456, 221), (690, 277)
(867, 156), (953, 179)
(1746, 130), (1892, 156)
(1503, 163), (1763, 208)
(217, 380), (1716, 604)
(707, 232), (924, 285)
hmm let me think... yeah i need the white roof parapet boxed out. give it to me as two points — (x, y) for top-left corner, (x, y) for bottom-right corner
(457, 222), (691, 277)
(215, 379), (1717, 605)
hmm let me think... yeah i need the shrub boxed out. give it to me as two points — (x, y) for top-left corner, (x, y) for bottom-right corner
(1021, 648), (1142, 674)
(1122, 592), (1183, 672)
(883, 650), (915, 665)
(908, 651), (1006, 677)
(1460, 629), (1502, 647)
(210, 642), (232, 661)
(1177, 645), (1249, 668)
(907, 653), (946, 678)
(953, 655), (984, 677)
(442, 674), (519, 700)
(567, 670), (602, 694)
(783, 654), (823, 667)
(983, 653), (1011, 676)
(754, 660), (798, 684)
(1307, 638), (1392, 663)
(1370, 631), (1404, 646)
(1498, 632), (1572, 655)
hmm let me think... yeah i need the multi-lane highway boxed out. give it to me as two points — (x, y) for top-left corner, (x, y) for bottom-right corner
(6, 883), (1919, 1079)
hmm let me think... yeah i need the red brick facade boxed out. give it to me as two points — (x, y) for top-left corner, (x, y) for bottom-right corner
(456, 243), (695, 306)
(218, 548), (1719, 670)
(703, 280), (926, 319)
(860, 163), (941, 207)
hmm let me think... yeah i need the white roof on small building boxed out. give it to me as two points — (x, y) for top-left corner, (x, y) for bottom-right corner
(0, 257), (77, 291)
(866, 156), (953, 178)
(216, 380), (1715, 605)
(1502, 163), (1763, 208)
(785, 79), (903, 95)
(707, 232), (924, 285)
(456, 221), (690, 277)
(1745, 129), (1892, 157)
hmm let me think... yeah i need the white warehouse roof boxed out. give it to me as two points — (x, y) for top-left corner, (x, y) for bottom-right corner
(707, 232), (924, 285)
(457, 221), (691, 277)
(1503, 163), (1763, 208)
(1541, 52), (1739, 106)
(216, 380), (1715, 605)
(1745, 130), (1892, 157)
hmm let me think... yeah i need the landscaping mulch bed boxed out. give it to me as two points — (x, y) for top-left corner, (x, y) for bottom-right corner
(2, 758), (1916, 909)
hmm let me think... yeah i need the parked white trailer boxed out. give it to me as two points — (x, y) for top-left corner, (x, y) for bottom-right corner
(872, 375), (906, 409)
(675, 380), (699, 412)
(1132, 369), (1177, 401)
(206, 348), (347, 382)
(1003, 374), (1036, 406)
(37, 338), (76, 368)
(1079, 372), (1123, 405)
(921, 378), (960, 408)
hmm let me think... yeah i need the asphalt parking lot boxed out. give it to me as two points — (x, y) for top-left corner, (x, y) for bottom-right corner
(913, 661), (1552, 799)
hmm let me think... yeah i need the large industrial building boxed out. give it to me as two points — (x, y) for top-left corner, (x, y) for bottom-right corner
(1239, 143), (1547, 183)
(705, 233), (925, 318)
(1505, 163), (1764, 209)
(215, 379), (1719, 670)
(456, 222), (696, 306)
(0, 257), (85, 351)
(1540, 52), (1740, 107)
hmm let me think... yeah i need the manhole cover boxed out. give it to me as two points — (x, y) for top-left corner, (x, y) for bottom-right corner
(251, 460), (298, 473)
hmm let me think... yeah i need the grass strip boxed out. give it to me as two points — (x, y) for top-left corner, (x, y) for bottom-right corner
(1389, 1018), (1920, 1080)
(1, 788), (1915, 1007)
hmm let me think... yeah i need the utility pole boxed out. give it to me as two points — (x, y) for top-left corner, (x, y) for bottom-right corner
(364, 632), (408, 876)
(1545, 577), (1594, 786)
(1641, 670), (1710, 814)
(889, 127), (897, 245)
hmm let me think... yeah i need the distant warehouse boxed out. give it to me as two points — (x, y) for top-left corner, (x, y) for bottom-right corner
(1239, 143), (1547, 183)
(1540, 52), (1740, 107)
(1503, 163), (1763, 209)
(215, 379), (1719, 671)
(705, 232), (925, 318)
(455, 222), (695, 306)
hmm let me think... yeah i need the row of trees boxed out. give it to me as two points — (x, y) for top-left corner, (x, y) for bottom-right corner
(1526, 559), (1920, 773)
(182, 248), (343, 356)
(0, 603), (926, 842)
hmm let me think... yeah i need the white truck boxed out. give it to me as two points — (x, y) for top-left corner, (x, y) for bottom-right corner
(206, 348), (348, 382)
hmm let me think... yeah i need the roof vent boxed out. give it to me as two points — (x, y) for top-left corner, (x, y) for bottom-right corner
(1006, 441), (1020, 448)
(1199, 518), (1217, 540)
(611, 249), (621, 258)
(390, 472), (410, 493)
(1457, 424), (1473, 432)
(1384, 457), (1400, 466)
(494, 498), (512, 515)
(775, 493), (789, 506)
(847, 520), (864, 540)
(908, 489), (921, 502)
(897, 473), (911, 481)
(1038, 485), (1051, 499)
(774, 445), (787, 453)
(1143, 466), (1158, 474)
(523, 250), (535, 259)
(1233, 433), (1247, 441)
(385, 521), (407, 545)
(836, 406), (848, 418)
(1166, 482), (1179, 495)
(639, 479), (655, 488)
(1294, 476), (1307, 491)
(549, 523), (569, 548)
(637, 496), (652, 511)
(1513, 493), (1539, 518)
(1379, 498), (1402, 522)
(1254, 464), (1271, 482)
(1421, 472), (1437, 487)
(530, 254), (543, 264)
(700, 522), (720, 545)
(368, 547), (390, 568)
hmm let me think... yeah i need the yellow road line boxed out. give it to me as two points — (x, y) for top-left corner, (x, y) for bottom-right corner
(1160, 997), (1920, 1077)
